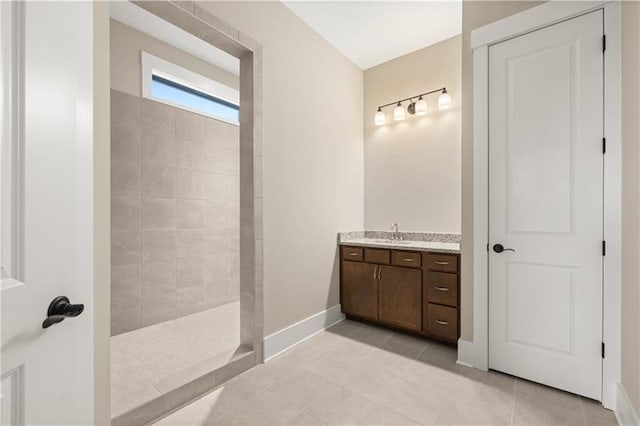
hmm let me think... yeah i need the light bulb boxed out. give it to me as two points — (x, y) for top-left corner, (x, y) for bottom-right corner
(415, 96), (427, 115)
(393, 102), (405, 121)
(438, 89), (452, 110)
(374, 107), (385, 126)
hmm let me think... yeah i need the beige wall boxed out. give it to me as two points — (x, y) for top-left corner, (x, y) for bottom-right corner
(622, 0), (640, 414)
(110, 19), (239, 98)
(197, 2), (365, 335)
(364, 36), (461, 233)
(460, 1), (543, 340)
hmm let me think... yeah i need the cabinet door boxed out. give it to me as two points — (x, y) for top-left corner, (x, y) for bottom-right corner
(378, 266), (422, 331)
(341, 261), (379, 320)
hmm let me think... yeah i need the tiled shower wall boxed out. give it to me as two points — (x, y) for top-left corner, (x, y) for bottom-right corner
(110, 89), (240, 336)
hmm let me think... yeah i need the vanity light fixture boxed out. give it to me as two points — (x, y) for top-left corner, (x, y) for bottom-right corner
(374, 107), (386, 125)
(438, 88), (452, 110)
(375, 87), (450, 126)
(393, 102), (406, 121)
(414, 96), (428, 115)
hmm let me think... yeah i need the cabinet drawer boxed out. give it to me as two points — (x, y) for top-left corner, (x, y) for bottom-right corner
(425, 253), (458, 273)
(425, 304), (458, 342)
(365, 248), (390, 264)
(391, 251), (421, 268)
(341, 246), (363, 261)
(426, 271), (458, 307)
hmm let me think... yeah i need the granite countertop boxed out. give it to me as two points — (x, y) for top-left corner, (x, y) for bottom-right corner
(338, 231), (461, 254)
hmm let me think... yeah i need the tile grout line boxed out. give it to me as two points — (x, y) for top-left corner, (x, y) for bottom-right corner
(578, 396), (588, 426)
(510, 378), (518, 426)
(301, 327), (421, 425)
(341, 378), (421, 425)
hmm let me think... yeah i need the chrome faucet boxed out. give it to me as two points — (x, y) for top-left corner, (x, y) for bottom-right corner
(391, 222), (400, 240)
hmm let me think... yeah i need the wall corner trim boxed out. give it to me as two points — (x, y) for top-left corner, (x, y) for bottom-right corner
(263, 305), (345, 362)
(617, 383), (640, 426)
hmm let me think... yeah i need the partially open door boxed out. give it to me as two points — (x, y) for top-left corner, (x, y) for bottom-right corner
(1, 2), (96, 424)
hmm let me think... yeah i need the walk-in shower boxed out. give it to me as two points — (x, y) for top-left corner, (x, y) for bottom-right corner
(108, 3), (263, 424)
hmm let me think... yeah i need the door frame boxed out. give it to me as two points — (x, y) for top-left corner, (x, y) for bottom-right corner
(462, 1), (621, 410)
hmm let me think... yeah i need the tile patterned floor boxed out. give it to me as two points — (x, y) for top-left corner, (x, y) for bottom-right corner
(151, 320), (618, 426)
(111, 302), (240, 413)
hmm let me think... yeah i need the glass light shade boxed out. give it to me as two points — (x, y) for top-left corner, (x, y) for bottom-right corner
(415, 98), (428, 115)
(374, 109), (386, 126)
(438, 91), (452, 110)
(393, 103), (406, 121)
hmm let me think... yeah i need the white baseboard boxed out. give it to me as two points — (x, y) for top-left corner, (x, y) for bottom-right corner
(457, 338), (479, 369)
(263, 305), (345, 362)
(617, 383), (640, 426)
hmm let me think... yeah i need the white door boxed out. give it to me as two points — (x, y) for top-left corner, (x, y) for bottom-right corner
(488, 10), (603, 399)
(1, 2), (95, 424)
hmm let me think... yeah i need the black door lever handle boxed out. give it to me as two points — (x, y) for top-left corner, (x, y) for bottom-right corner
(493, 244), (516, 253)
(42, 296), (84, 329)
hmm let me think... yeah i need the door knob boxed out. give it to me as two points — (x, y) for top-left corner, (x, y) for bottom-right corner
(42, 296), (84, 329)
(493, 244), (516, 253)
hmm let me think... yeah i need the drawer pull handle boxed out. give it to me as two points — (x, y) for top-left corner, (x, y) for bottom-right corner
(434, 261), (450, 265)
(348, 253), (359, 256)
(434, 286), (449, 292)
(436, 319), (449, 325)
(402, 258), (415, 262)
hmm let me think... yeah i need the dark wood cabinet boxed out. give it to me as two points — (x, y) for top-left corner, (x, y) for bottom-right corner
(341, 246), (364, 262)
(340, 245), (460, 344)
(391, 250), (421, 268)
(341, 261), (379, 321)
(364, 248), (390, 264)
(425, 271), (458, 307)
(425, 303), (458, 342)
(379, 266), (422, 331)
(425, 252), (458, 273)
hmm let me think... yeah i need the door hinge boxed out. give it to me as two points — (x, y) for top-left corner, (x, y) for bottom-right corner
(602, 240), (606, 256)
(603, 34), (606, 53)
(602, 342), (605, 359)
(602, 137), (606, 154)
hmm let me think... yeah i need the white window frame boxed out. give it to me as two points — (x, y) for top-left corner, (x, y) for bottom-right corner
(460, 0), (621, 412)
(141, 51), (239, 126)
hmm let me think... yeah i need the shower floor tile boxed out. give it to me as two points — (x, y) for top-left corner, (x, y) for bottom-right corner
(111, 301), (240, 418)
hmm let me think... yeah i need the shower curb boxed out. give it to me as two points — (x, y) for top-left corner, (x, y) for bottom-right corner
(111, 348), (256, 426)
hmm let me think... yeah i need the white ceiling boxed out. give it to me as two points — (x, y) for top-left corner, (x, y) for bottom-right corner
(283, 1), (462, 70)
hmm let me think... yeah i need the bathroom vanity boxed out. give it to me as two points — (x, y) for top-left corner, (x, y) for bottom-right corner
(338, 232), (460, 345)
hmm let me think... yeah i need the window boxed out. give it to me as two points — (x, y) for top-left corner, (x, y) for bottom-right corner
(141, 51), (239, 125)
(151, 75), (239, 123)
